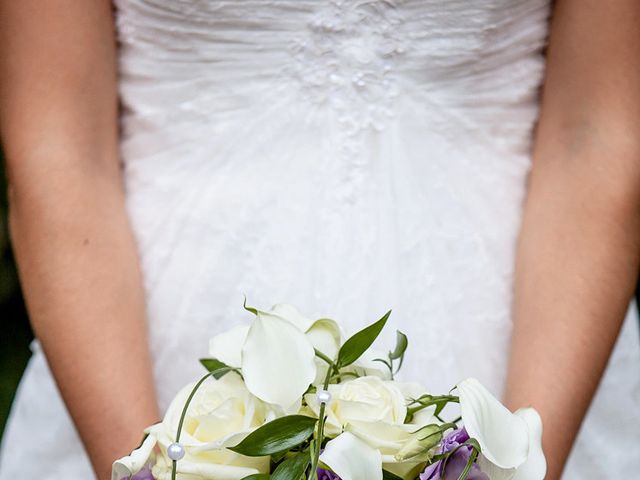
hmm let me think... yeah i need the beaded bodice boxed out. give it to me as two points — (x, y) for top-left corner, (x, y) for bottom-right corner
(116, 0), (550, 146)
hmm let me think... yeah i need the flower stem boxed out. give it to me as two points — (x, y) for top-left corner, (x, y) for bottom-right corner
(171, 372), (213, 480)
(314, 349), (335, 368)
(307, 362), (334, 480)
(405, 394), (459, 422)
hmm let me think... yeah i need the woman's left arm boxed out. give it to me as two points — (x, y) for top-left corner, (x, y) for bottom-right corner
(504, 1), (640, 478)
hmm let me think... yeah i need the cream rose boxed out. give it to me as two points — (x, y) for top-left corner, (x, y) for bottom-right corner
(112, 373), (280, 480)
(306, 376), (437, 480)
(305, 376), (407, 436)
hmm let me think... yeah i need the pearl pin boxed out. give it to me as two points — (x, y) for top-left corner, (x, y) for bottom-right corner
(167, 442), (186, 461)
(316, 389), (332, 404)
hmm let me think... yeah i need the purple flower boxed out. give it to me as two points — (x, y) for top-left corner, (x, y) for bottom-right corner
(317, 467), (341, 480)
(130, 466), (155, 480)
(420, 429), (488, 480)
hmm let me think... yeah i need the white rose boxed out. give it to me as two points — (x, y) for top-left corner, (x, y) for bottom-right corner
(112, 373), (280, 480)
(306, 377), (437, 480)
(305, 376), (406, 436)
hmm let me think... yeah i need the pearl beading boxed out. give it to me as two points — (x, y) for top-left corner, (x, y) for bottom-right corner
(289, 0), (408, 136)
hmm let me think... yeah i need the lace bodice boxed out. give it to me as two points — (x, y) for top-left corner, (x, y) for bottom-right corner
(115, 0), (549, 146)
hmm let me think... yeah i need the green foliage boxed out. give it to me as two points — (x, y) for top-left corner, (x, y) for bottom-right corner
(455, 439), (481, 480)
(382, 469), (404, 480)
(389, 330), (408, 372)
(199, 358), (235, 379)
(389, 330), (408, 361)
(243, 296), (258, 315)
(372, 329), (409, 379)
(336, 310), (391, 368)
(405, 394), (459, 423)
(230, 415), (318, 457)
(241, 474), (271, 480)
(272, 453), (310, 480)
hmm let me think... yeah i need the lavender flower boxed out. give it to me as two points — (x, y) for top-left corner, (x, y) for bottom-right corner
(317, 467), (341, 480)
(420, 429), (488, 480)
(130, 466), (155, 480)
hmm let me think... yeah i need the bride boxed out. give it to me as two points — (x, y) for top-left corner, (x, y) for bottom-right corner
(1, 0), (639, 478)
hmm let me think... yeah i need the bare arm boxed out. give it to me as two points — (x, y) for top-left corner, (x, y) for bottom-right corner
(505, 1), (640, 478)
(0, 2), (159, 478)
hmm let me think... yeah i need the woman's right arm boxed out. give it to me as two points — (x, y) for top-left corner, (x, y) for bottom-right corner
(0, 2), (159, 479)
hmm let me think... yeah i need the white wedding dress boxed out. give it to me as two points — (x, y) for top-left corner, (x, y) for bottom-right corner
(1, 0), (639, 478)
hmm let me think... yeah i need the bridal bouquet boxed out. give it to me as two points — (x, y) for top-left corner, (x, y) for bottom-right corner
(113, 303), (546, 480)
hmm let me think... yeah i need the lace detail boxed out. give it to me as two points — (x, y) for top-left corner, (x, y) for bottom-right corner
(289, 0), (407, 135)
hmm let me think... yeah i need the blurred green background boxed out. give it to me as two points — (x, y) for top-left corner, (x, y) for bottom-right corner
(0, 150), (32, 445)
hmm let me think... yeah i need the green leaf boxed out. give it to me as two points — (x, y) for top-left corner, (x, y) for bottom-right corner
(337, 310), (391, 368)
(271, 449), (290, 464)
(241, 475), (270, 480)
(244, 295), (258, 315)
(229, 415), (318, 457)
(405, 394), (459, 423)
(199, 358), (234, 379)
(272, 453), (310, 480)
(417, 424), (444, 446)
(382, 469), (404, 480)
(389, 330), (408, 360)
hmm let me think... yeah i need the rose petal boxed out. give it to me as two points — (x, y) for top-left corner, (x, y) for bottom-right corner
(346, 420), (415, 453)
(175, 459), (262, 480)
(159, 381), (198, 441)
(457, 378), (528, 469)
(242, 311), (316, 408)
(320, 432), (383, 480)
(209, 325), (250, 368)
(513, 408), (546, 480)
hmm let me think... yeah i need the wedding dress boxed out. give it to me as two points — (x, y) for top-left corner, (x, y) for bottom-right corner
(1, 0), (639, 478)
